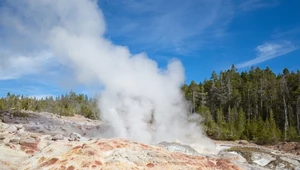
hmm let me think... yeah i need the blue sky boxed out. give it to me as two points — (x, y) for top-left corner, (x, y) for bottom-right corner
(0, 0), (300, 98)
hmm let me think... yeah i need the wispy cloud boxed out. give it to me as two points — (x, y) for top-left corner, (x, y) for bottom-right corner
(272, 27), (300, 40)
(100, 0), (234, 55)
(238, 0), (279, 11)
(0, 0), (234, 82)
(236, 41), (299, 68)
(0, 77), (63, 97)
(0, 1), (61, 81)
(0, 51), (55, 80)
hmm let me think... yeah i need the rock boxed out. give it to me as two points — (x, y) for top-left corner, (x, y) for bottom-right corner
(0, 122), (9, 129)
(19, 137), (39, 150)
(69, 132), (85, 141)
(52, 134), (64, 141)
(5, 143), (17, 149)
(17, 128), (25, 134)
(238, 140), (249, 145)
(30, 133), (41, 139)
(21, 138), (241, 170)
(219, 151), (247, 163)
(60, 127), (67, 131)
(43, 124), (57, 131)
(6, 125), (17, 133)
(9, 138), (20, 144)
(281, 142), (300, 153)
(45, 136), (53, 140)
(280, 157), (300, 167)
(251, 152), (275, 167)
(0, 134), (5, 140)
(27, 126), (41, 132)
(229, 145), (300, 169)
(15, 124), (23, 130)
(157, 141), (200, 156)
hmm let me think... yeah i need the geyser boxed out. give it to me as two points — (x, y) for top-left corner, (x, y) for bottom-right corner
(0, 0), (215, 152)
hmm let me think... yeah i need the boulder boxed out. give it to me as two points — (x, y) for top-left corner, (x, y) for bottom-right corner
(69, 132), (86, 141)
(15, 124), (23, 130)
(238, 140), (249, 145)
(30, 133), (41, 139)
(52, 134), (64, 141)
(0, 134), (5, 140)
(4, 112), (10, 116)
(44, 136), (53, 140)
(1, 122), (10, 128)
(6, 125), (17, 133)
(17, 128), (25, 134)
(219, 151), (247, 163)
(19, 137), (39, 150)
(251, 152), (275, 167)
(9, 138), (20, 144)
(280, 157), (300, 168)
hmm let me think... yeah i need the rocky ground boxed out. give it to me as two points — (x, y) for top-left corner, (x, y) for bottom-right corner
(0, 111), (299, 170)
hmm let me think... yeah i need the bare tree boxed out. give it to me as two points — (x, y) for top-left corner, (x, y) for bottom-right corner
(280, 75), (289, 141)
(296, 96), (300, 135)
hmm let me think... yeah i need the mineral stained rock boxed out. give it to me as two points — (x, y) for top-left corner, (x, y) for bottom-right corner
(1, 118), (242, 170)
(2, 111), (299, 170)
(21, 138), (241, 170)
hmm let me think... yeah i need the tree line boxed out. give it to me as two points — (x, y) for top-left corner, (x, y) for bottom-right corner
(1, 65), (299, 144)
(0, 91), (99, 119)
(182, 65), (300, 144)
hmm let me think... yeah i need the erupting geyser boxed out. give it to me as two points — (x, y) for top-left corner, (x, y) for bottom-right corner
(0, 0), (216, 153)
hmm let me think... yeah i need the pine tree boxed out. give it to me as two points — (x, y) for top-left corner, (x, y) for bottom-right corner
(198, 106), (218, 138)
(255, 116), (268, 144)
(227, 106), (238, 140)
(0, 98), (5, 111)
(266, 109), (281, 144)
(236, 108), (246, 139)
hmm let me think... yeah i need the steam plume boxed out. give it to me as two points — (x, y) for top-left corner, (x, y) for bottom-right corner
(0, 0), (215, 152)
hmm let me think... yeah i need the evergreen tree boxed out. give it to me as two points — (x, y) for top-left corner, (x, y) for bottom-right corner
(181, 67), (300, 144)
(266, 109), (281, 144)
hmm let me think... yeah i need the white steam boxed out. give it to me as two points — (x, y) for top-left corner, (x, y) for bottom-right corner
(0, 0), (215, 151)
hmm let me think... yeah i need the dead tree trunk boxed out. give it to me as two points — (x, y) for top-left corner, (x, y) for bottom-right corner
(283, 95), (289, 141)
(280, 75), (289, 141)
(296, 96), (300, 135)
(247, 88), (251, 120)
(260, 77), (263, 117)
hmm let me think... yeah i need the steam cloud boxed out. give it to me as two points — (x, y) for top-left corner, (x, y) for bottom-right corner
(0, 0), (215, 152)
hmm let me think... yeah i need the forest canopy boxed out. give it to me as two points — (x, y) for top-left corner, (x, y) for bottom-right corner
(182, 65), (300, 144)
